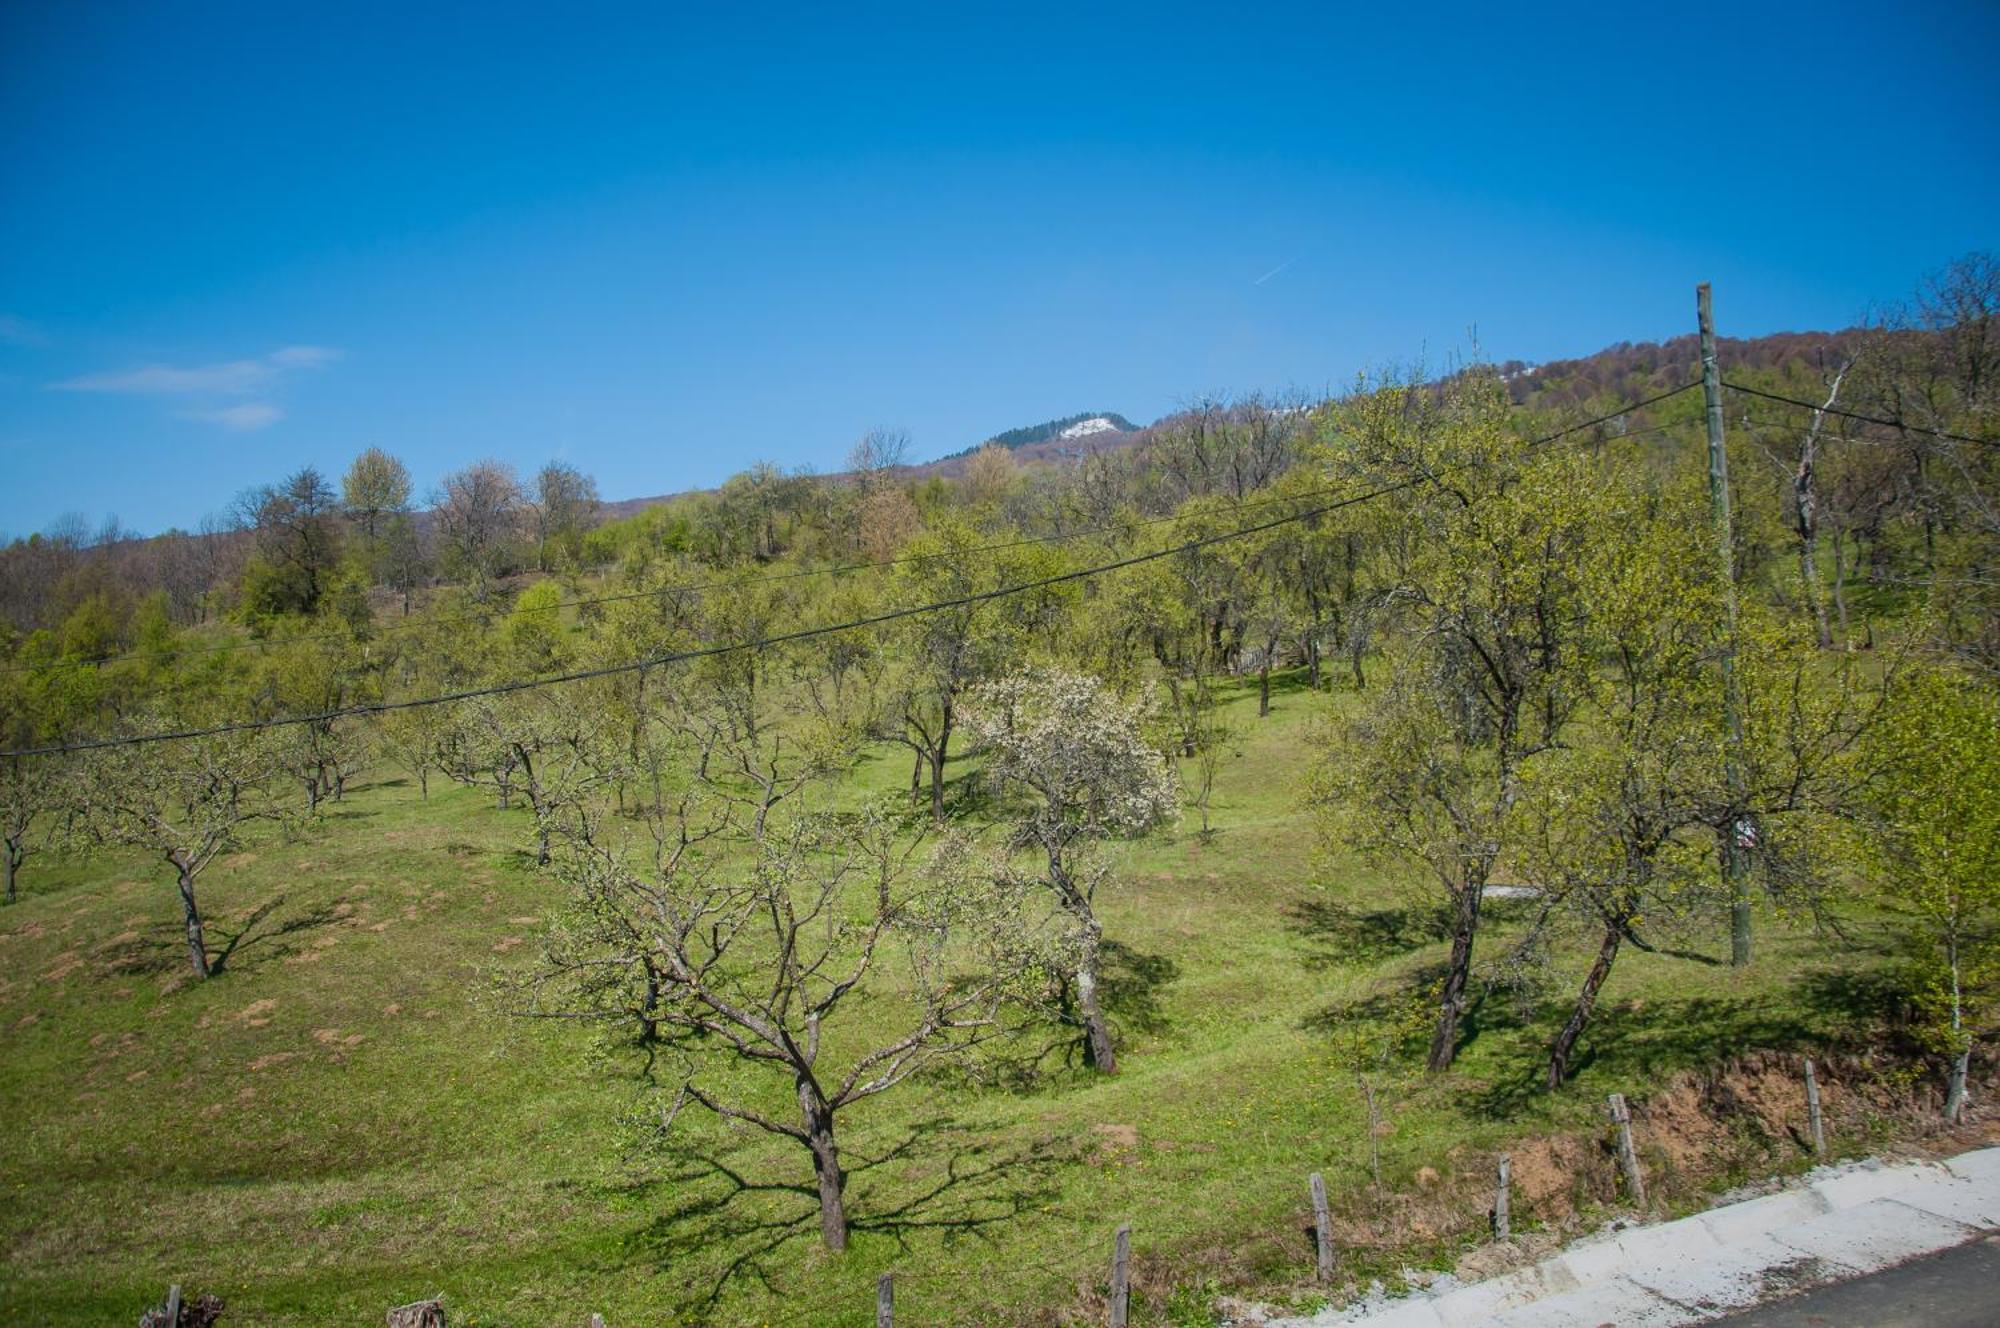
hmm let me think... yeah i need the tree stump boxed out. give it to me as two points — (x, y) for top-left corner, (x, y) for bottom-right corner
(386, 1298), (446, 1328)
(139, 1288), (223, 1327)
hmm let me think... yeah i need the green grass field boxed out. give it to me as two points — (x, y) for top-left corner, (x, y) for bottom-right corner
(0, 673), (1899, 1327)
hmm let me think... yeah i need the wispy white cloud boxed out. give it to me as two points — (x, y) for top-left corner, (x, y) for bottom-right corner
(0, 314), (48, 347)
(268, 345), (341, 369)
(181, 403), (284, 431)
(55, 358), (276, 395)
(49, 344), (340, 430)
(52, 344), (341, 395)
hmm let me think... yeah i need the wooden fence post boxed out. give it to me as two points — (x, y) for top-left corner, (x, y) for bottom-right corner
(1804, 1058), (1825, 1154)
(164, 1285), (182, 1327)
(876, 1273), (894, 1328)
(1609, 1093), (1646, 1205)
(1109, 1223), (1131, 1328)
(589, 1317), (606, 1328)
(1308, 1171), (1334, 1283)
(1494, 1154), (1512, 1241)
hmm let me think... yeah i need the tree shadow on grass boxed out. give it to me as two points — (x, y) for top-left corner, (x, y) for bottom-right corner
(1299, 959), (1450, 1038)
(618, 1115), (1075, 1315)
(100, 893), (348, 979)
(1286, 897), (1449, 970)
(1026, 940), (1182, 1075)
(1099, 938), (1179, 1037)
(1243, 665), (1324, 715)
(1466, 959), (1919, 1120)
(209, 895), (348, 975)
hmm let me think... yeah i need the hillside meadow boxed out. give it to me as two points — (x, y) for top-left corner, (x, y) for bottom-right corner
(0, 672), (1902, 1328)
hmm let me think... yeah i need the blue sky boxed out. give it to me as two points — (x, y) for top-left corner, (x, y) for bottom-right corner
(2, 1), (1995, 537)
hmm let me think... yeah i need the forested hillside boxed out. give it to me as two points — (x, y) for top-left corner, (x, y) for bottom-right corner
(2, 257), (1997, 1327)
(0, 330), (1869, 633)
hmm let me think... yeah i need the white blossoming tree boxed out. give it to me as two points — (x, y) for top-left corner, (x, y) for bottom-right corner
(968, 668), (1179, 1073)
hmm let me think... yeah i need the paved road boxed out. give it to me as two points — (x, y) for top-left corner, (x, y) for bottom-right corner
(1707, 1234), (2000, 1327)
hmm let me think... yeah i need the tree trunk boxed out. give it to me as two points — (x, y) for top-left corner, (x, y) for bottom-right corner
(927, 701), (953, 823)
(175, 860), (210, 979)
(3, 840), (20, 905)
(1799, 529), (1831, 649)
(1074, 927), (1118, 1073)
(1946, 939), (1969, 1122)
(797, 1084), (848, 1250)
(1830, 527), (1850, 639)
(1547, 919), (1623, 1088)
(1795, 454), (1832, 649)
(1260, 630), (1281, 715)
(1426, 883), (1482, 1072)
(1945, 1050), (1970, 1123)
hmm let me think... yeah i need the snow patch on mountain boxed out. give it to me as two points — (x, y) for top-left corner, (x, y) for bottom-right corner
(1058, 416), (1124, 440)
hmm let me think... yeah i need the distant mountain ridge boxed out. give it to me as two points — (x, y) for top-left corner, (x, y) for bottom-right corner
(937, 411), (1141, 461)
(596, 328), (1862, 521)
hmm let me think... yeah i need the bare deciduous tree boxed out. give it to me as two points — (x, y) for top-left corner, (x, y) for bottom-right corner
(530, 460), (601, 571)
(431, 460), (525, 591)
(237, 467), (344, 615)
(0, 753), (68, 905)
(78, 729), (291, 978)
(846, 427), (911, 495)
(533, 787), (1032, 1249)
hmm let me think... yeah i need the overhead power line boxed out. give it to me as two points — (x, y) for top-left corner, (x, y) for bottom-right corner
(2, 382), (1699, 759)
(0, 478), (1360, 680)
(1721, 380), (1997, 450)
(3, 383), (1695, 679)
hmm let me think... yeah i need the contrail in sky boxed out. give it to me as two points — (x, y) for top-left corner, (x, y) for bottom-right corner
(1253, 256), (1298, 286)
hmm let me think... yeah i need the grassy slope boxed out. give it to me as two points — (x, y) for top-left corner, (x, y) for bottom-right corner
(0, 673), (1879, 1327)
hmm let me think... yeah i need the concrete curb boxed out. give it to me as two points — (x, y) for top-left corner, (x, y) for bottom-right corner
(1271, 1146), (2000, 1327)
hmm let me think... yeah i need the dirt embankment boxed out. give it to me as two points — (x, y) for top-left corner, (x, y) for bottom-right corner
(1050, 1048), (1997, 1326)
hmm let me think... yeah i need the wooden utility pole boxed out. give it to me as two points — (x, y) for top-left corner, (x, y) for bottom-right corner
(1698, 283), (1752, 967)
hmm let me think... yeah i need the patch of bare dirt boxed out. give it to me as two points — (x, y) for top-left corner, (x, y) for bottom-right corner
(41, 951), (85, 982)
(1503, 1133), (1613, 1221)
(1090, 1123), (1139, 1163)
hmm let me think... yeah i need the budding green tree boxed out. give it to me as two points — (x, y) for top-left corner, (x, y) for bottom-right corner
(1312, 369), (1599, 1072)
(1858, 665), (2000, 1120)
